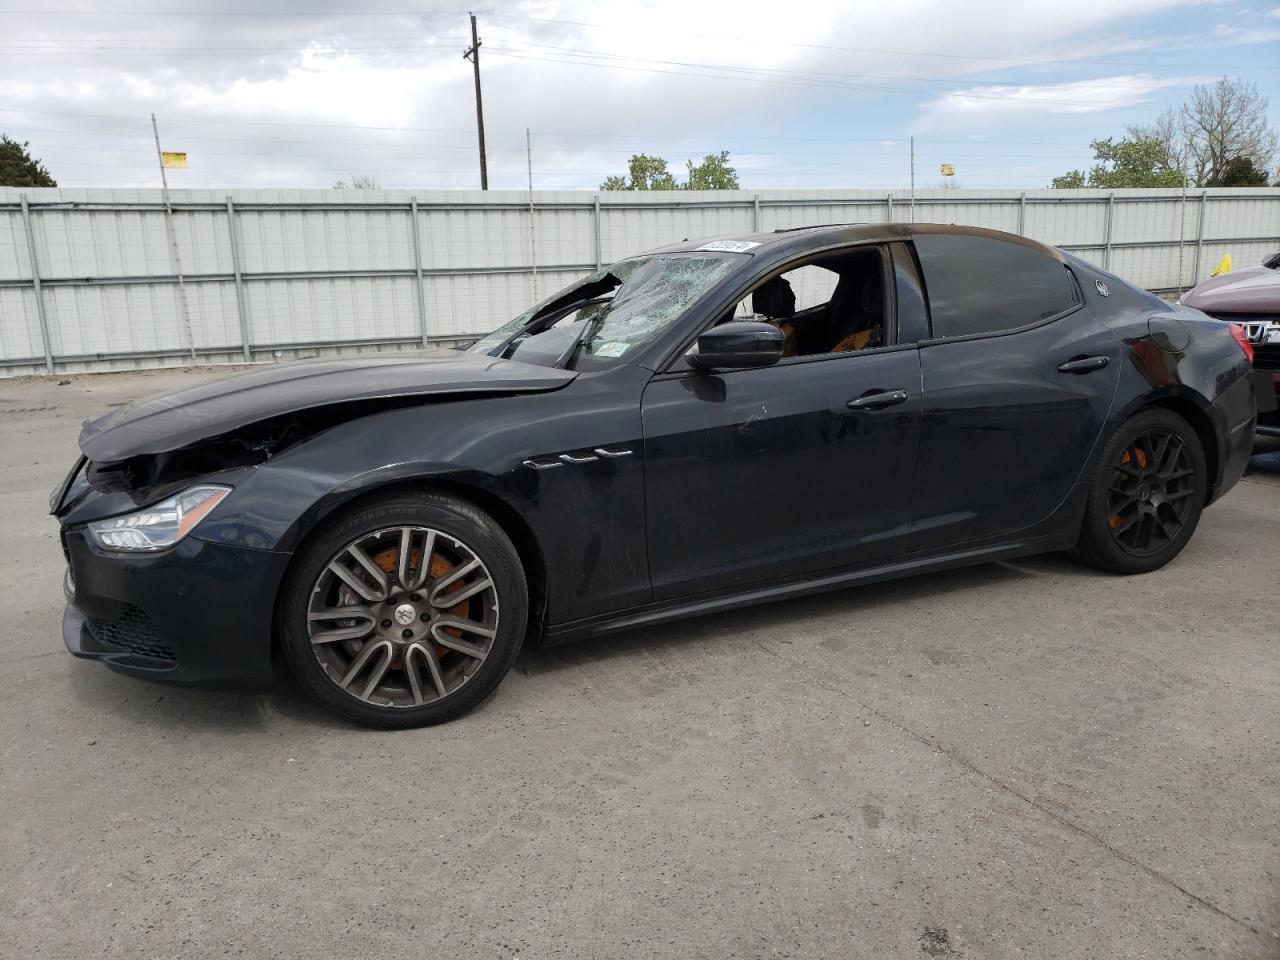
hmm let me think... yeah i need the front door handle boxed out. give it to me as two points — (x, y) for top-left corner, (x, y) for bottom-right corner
(847, 388), (910, 411)
(1057, 355), (1111, 374)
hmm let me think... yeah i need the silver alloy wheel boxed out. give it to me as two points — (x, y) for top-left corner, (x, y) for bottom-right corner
(307, 526), (500, 707)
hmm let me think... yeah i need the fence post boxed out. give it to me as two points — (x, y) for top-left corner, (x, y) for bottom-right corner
(410, 197), (428, 348)
(886, 193), (894, 222)
(224, 197), (252, 362)
(593, 194), (602, 269)
(1103, 193), (1116, 271)
(19, 195), (54, 375)
(752, 194), (761, 232)
(1193, 191), (1208, 283)
(1018, 193), (1027, 235)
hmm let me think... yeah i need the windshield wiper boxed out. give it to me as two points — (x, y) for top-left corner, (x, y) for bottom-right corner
(552, 310), (608, 369)
(486, 292), (614, 360)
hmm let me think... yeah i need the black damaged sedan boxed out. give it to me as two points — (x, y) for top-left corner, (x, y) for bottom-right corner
(52, 224), (1257, 727)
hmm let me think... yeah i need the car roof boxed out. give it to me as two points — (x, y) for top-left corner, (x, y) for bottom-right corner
(648, 221), (1067, 263)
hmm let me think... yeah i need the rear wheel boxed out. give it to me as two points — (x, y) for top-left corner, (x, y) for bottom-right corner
(279, 491), (527, 728)
(1072, 408), (1206, 575)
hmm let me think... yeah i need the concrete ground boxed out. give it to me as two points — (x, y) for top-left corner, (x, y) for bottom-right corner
(1, 366), (1276, 960)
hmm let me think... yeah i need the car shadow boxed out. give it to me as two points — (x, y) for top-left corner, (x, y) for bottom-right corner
(66, 652), (354, 733)
(515, 552), (1094, 678)
(1246, 437), (1280, 477)
(64, 552), (1098, 731)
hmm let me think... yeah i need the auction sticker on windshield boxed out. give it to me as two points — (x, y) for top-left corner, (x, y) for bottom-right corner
(696, 240), (762, 253)
(592, 341), (630, 358)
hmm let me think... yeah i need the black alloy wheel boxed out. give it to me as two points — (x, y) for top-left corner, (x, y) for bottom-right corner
(1073, 408), (1207, 575)
(1105, 428), (1198, 557)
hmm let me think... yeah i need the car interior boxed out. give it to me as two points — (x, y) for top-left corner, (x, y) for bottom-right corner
(723, 248), (887, 358)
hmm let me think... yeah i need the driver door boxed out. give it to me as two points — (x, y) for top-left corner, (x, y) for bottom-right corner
(640, 245), (922, 601)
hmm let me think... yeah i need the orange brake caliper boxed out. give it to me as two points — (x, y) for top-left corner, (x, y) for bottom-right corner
(370, 545), (469, 661)
(1111, 448), (1148, 528)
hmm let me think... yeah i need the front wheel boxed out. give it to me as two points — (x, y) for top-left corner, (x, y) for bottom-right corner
(278, 490), (528, 728)
(1072, 408), (1207, 575)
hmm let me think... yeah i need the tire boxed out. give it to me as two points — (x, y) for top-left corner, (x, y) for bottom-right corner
(1071, 408), (1207, 575)
(278, 490), (528, 728)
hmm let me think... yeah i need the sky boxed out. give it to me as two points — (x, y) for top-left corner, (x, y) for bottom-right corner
(1, 0), (1278, 191)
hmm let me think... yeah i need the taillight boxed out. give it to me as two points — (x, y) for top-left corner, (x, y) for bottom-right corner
(1228, 323), (1254, 365)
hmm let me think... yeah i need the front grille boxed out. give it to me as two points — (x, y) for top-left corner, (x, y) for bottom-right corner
(87, 606), (176, 662)
(1202, 312), (1280, 371)
(1204, 312), (1280, 337)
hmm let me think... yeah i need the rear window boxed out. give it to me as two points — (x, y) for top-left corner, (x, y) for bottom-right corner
(914, 234), (1079, 339)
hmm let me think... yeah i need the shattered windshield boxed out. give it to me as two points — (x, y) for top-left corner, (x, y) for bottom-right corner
(465, 253), (738, 370)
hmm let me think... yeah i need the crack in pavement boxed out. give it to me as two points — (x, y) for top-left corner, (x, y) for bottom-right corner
(6, 650), (62, 666)
(750, 636), (1271, 945)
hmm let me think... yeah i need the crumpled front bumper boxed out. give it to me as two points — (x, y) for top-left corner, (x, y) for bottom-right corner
(61, 528), (292, 693)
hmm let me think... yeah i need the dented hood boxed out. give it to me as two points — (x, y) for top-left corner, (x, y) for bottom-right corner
(80, 349), (577, 462)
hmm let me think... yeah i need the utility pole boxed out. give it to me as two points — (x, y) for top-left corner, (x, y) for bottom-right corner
(151, 113), (196, 362)
(463, 13), (488, 190)
(909, 136), (915, 223)
(526, 128), (537, 300)
(1177, 156), (1189, 297)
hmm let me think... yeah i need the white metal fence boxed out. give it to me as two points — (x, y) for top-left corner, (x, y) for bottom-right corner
(1, 186), (1278, 378)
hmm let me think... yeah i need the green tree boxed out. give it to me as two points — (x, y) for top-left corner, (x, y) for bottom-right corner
(684, 151), (740, 190)
(600, 154), (678, 191)
(1204, 155), (1270, 187)
(1051, 136), (1185, 188)
(600, 151), (739, 190)
(0, 135), (56, 187)
(1108, 79), (1276, 186)
(1181, 78), (1277, 186)
(1049, 170), (1086, 189)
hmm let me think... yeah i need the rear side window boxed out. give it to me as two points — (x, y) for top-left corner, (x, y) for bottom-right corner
(914, 234), (1079, 339)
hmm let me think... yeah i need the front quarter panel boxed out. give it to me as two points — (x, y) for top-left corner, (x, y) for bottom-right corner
(193, 365), (654, 625)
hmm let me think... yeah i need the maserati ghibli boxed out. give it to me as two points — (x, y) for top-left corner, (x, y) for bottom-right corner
(51, 224), (1257, 727)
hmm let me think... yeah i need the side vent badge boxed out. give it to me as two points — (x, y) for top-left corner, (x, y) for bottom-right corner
(524, 447), (633, 471)
(1095, 280), (1110, 297)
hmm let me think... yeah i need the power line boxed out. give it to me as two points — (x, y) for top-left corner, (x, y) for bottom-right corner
(1, 6), (1274, 71)
(0, 41), (467, 54)
(480, 47), (1186, 110)
(0, 108), (1117, 145)
(481, 36), (1226, 91)
(0, 7), (467, 14)
(487, 11), (1280, 72)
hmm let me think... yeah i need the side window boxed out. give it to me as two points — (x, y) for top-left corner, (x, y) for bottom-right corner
(914, 234), (1079, 339)
(736, 264), (839, 316)
(721, 247), (889, 358)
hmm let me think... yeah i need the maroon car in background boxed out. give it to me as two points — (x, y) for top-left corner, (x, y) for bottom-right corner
(1183, 253), (1280, 439)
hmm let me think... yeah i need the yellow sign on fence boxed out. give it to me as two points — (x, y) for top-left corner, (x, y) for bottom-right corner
(940, 163), (955, 177)
(161, 152), (187, 169)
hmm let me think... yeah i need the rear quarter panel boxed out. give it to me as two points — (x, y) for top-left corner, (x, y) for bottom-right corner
(1069, 256), (1255, 502)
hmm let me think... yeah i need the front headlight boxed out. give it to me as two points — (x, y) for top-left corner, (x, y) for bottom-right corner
(88, 485), (231, 552)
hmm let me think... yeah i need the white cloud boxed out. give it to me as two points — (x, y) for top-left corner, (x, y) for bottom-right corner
(921, 74), (1207, 122)
(0, 0), (1262, 190)
(1208, 22), (1280, 42)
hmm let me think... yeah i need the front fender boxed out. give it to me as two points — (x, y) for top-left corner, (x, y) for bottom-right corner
(194, 370), (653, 626)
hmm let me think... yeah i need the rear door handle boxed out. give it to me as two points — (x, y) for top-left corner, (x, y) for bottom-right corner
(1057, 355), (1110, 374)
(847, 389), (910, 411)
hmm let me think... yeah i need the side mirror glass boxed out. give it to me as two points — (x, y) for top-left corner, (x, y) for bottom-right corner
(689, 321), (784, 370)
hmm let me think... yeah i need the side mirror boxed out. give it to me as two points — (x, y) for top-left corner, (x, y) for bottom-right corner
(689, 321), (784, 370)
